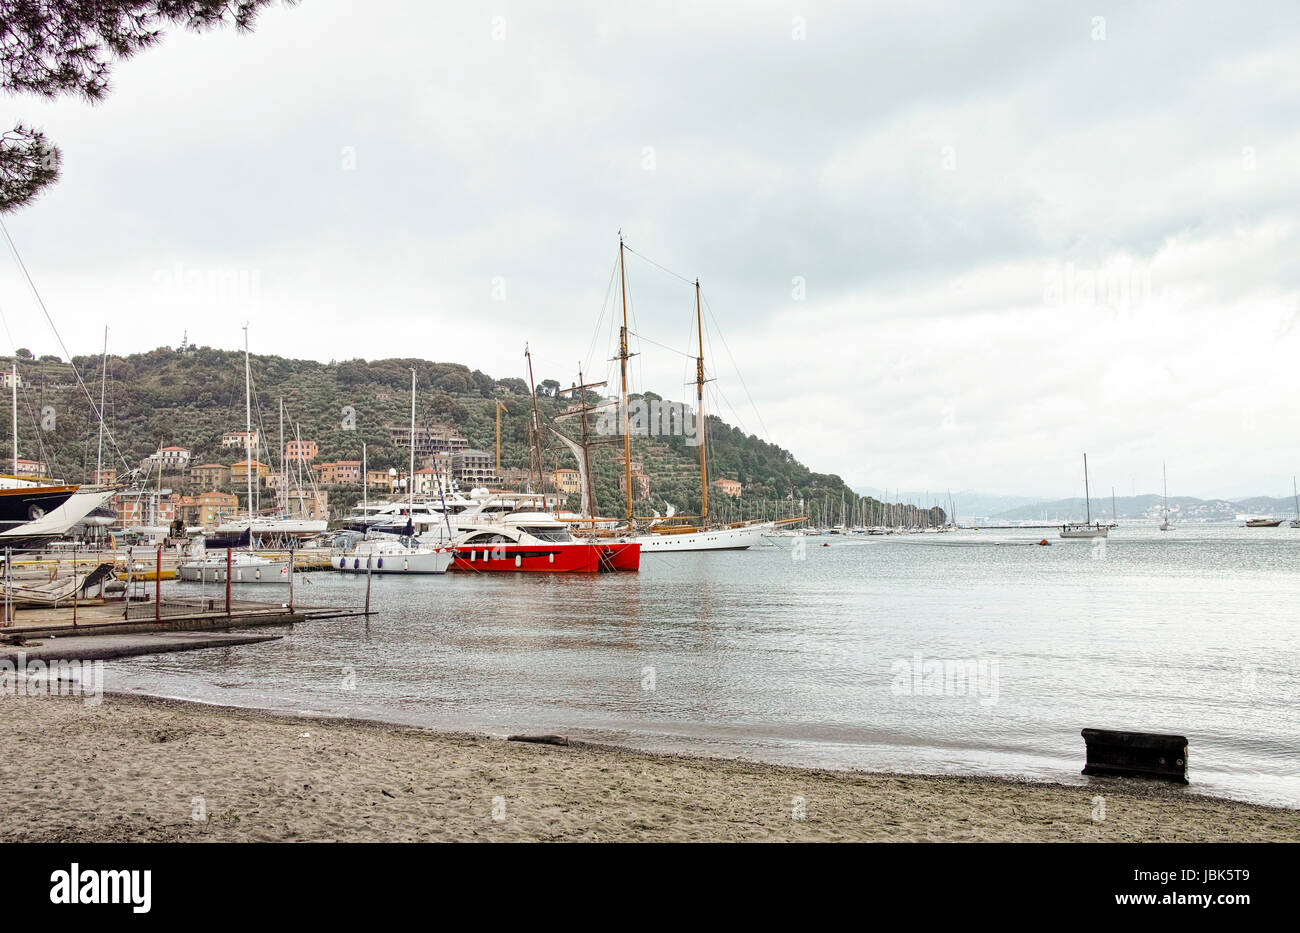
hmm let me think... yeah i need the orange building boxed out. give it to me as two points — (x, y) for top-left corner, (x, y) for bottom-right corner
(315, 460), (363, 485)
(284, 439), (318, 462)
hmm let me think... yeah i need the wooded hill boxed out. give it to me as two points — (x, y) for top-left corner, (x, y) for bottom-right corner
(6, 346), (939, 525)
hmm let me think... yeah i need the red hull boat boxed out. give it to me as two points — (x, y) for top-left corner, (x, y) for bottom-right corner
(452, 541), (603, 573)
(597, 541), (641, 571)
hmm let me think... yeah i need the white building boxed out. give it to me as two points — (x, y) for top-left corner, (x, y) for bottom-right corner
(145, 445), (192, 472)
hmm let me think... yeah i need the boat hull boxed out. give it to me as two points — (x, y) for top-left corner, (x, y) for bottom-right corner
(598, 541), (641, 571)
(628, 522), (772, 552)
(0, 487), (115, 549)
(451, 542), (603, 573)
(1059, 526), (1108, 539)
(332, 550), (452, 573)
(177, 558), (291, 583)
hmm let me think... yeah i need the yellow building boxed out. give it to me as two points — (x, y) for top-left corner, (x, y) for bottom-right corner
(190, 463), (231, 488)
(710, 478), (743, 498)
(231, 459), (270, 487)
(553, 468), (581, 495)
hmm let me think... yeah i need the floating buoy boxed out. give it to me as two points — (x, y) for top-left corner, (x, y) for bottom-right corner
(1038, 539), (1050, 546)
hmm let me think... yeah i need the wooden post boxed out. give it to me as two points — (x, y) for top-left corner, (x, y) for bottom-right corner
(225, 548), (232, 614)
(364, 555), (373, 615)
(155, 545), (162, 621)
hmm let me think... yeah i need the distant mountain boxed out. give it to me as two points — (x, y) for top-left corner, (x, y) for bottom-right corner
(990, 494), (1299, 523)
(853, 488), (1042, 522)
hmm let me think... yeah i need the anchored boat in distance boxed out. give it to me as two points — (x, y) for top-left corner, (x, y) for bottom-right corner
(1060, 453), (1108, 539)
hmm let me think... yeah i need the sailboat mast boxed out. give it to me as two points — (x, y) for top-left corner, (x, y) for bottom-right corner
(361, 441), (368, 538)
(409, 368), (416, 524)
(578, 364), (596, 520)
(243, 325), (253, 527)
(1083, 452), (1092, 525)
(695, 279), (708, 526)
(10, 362), (17, 476)
(618, 236), (633, 523)
(524, 344), (545, 501)
(1293, 475), (1298, 520)
(1163, 461), (1169, 520)
(278, 397), (285, 515)
(96, 326), (107, 482)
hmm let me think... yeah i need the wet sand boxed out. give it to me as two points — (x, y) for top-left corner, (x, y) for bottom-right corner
(2, 692), (1295, 842)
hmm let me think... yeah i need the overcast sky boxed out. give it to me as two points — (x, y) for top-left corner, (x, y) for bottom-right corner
(1, 1), (1298, 499)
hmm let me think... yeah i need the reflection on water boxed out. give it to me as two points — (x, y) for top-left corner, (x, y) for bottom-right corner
(108, 525), (1300, 807)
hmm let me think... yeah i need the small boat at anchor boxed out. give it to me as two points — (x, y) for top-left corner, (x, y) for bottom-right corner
(1245, 517), (1282, 528)
(1060, 453), (1108, 539)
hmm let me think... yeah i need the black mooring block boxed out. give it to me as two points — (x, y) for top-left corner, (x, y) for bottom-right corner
(1081, 728), (1189, 784)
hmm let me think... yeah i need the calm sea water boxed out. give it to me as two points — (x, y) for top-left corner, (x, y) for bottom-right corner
(108, 525), (1300, 807)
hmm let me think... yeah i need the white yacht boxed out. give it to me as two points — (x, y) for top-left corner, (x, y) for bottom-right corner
(331, 534), (452, 574)
(177, 546), (291, 583)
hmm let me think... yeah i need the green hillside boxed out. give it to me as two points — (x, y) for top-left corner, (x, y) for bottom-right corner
(5, 346), (943, 526)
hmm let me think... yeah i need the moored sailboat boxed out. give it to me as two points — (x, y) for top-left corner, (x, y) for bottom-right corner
(602, 238), (781, 552)
(330, 371), (452, 574)
(1159, 461), (1172, 531)
(1060, 453), (1108, 539)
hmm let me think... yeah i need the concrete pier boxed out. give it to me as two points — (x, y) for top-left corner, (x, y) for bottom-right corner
(1, 630), (284, 664)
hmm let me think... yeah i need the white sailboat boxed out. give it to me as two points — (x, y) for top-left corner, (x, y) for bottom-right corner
(1159, 462), (1172, 531)
(180, 327), (292, 583)
(1291, 476), (1299, 529)
(332, 369), (451, 574)
(1060, 453), (1108, 539)
(211, 331), (326, 544)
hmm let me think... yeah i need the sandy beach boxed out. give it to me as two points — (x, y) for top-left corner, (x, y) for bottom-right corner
(1, 692), (1295, 842)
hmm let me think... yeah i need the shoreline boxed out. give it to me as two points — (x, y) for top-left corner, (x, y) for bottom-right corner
(3, 691), (1296, 842)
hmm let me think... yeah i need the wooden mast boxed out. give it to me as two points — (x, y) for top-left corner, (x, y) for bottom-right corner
(577, 364), (598, 520)
(618, 235), (633, 524)
(695, 279), (709, 527)
(556, 367), (609, 526)
(494, 401), (508, 476)
(524, 343), (546, 503)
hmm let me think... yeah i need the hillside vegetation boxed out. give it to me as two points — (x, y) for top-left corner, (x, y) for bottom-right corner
(5, 346), (929, 524)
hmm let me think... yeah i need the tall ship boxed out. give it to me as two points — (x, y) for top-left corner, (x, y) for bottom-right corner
(561, 237), (798, 552)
